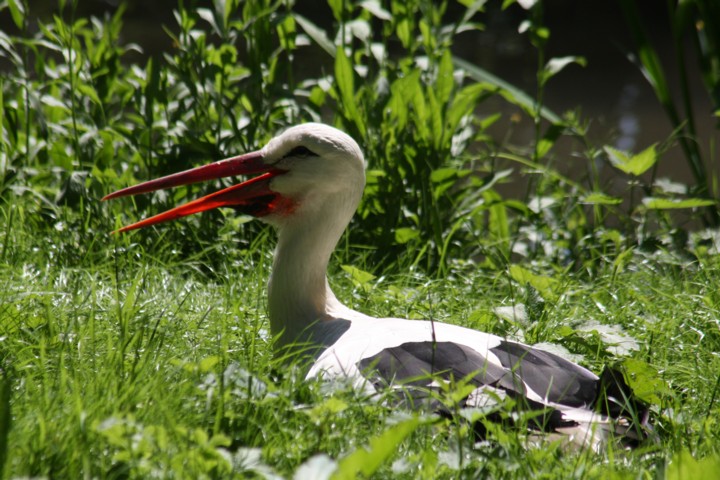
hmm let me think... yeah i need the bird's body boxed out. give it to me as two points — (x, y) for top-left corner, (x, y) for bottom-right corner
(104, 123), (649, 448)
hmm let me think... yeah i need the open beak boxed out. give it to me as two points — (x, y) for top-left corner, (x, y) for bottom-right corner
(102, 151), (286, 233)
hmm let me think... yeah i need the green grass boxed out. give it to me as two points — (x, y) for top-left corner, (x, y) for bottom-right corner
(2, 225), (720, 478)
(2, 0), (720, 477)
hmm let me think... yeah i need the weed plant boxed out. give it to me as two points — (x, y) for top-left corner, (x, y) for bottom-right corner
(620, 0), (720, 226)
(1, 0), (719, 478)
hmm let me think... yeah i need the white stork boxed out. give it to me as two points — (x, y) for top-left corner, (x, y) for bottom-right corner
(103, 123), (649, 448)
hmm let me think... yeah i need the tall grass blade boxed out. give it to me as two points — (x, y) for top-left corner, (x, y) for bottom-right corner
(7, 0), (25, 29)
(334, 46), (366, 137)
(294, 13), (335, 56)
(0, 366), (10, 477)
(619, 0), (718, 224)
(453, 56), (561, 124)
(331, 417), (423, 480)
(694, 0), (720, 114)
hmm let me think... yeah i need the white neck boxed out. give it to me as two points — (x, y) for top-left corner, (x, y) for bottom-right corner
(267, 195), (358, 349)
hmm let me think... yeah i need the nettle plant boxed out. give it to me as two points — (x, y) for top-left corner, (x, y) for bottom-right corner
(293, 0), (520, 270)
(291, 0), (719, 274)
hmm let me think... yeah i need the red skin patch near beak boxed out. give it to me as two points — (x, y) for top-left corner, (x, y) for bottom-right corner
(262, 194), (297, 217)
(238, 192), (297, 218)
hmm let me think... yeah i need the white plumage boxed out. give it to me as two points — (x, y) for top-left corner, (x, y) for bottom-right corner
(104, 123), (649, 448)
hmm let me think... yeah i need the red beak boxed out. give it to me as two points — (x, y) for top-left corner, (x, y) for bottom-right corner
(102, 151), (287, 233)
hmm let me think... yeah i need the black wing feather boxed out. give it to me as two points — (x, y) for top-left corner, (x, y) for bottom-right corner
(358, 341), (518, 392)
(489, 340), (598, 407)
(357, 340), (651, 443)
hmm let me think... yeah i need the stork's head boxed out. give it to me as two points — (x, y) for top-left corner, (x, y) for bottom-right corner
(103, 123), (366, 232)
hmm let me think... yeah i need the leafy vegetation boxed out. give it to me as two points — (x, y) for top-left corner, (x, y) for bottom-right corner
(619, 0), (720, 226)
(1, 0), (719, 478)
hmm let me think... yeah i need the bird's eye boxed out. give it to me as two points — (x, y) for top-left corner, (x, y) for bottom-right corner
(284, 146), (317, 158)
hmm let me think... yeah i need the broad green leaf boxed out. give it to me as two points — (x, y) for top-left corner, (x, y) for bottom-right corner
(536, 124), (564, 158)
(601, 229), (623, 245)
(479, 112), (501, 129)
(77, 83), (101, 107)
(612, 248), (634, 278)
(620, 358), (668, 406)
(642, 197), (717, 210)
(40, 95), (69, 111)
(410, 77), (429, 136)
(306, 397), (349, 422)
(144, 56), (161, 119)
(436, 50), (454, 106)
(294, 14), (335, 56)
(208, 432), (231, 448)
(277, 15), (297, 51)
(430, 167), (469, 184)
(427, 88), (442, 149)
(581, 193), (623, 205)
(666, 450), (720, 480)
(454, 56), (561, 124)
(199, 355), (220, 372)
(396, 19), (411, 48)
(222, 0), (233, 26)
(309, 85), (327, 107)
(327, 0), (343, 21)
(543, 56), (586, 79)
(346, 19), (371, 44)
(433, 181), (453, 200)
(8, 0), (26, 29)
(447, 382), (480, 404)
(604, 143), (658, 176)
(341, 265), (376, 284)
(509, 265), (558, 301)
(484, 190), (509, 250)
(394, 227), (420, 244)
(334, 47), (365, 136)
(445, 82), (492, 141)
(419, 18), (432, 52)
(197, 8), (219, 35)
(360, 0), (392, 20)
(388, 71), (423, 133)
(331, 418), (423, 480)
